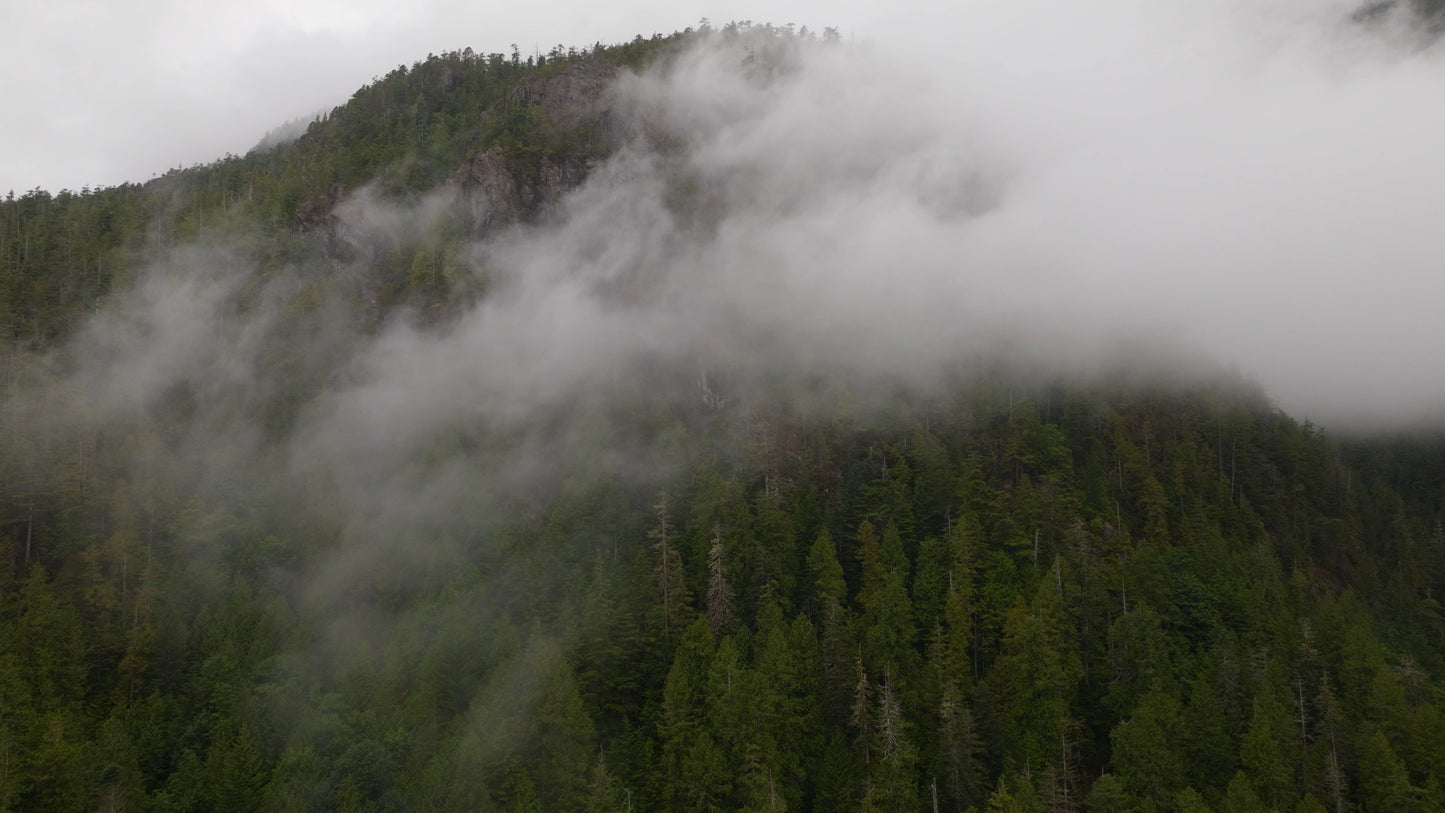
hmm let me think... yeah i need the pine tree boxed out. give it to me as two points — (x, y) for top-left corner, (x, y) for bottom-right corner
(1240, 669), (1297, 810)
(1110, 687), (1183, 805)
(809, 529), (854, 726)
(1355, 729), (1415, 812)
(936, 680), (982, 810)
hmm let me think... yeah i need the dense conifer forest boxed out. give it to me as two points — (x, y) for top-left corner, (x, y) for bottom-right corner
(2, 22), (1444, 813)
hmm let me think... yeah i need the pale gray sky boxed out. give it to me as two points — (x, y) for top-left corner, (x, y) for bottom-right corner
(0, 0), (881, 194)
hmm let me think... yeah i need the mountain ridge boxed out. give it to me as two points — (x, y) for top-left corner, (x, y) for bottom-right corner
(0, 20), (1443, 812)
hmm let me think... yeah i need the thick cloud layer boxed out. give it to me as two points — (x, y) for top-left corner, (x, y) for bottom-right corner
(880, 0), (1445, 428)
(4, 2), (1441, 771)
(302, 5), (1445, 445)
(16, 6), (1442, 599)
(13, 2), (1444, 429)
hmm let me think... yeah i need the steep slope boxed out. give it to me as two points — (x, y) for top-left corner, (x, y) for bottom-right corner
(0, 21), (1443, 813)
(0, 31), (684, 347)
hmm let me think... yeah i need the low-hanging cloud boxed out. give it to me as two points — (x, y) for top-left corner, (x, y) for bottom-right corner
(311, 2), (1445, 443)
(15, 0), (1438, 635)
(4, 3), (1444, 785)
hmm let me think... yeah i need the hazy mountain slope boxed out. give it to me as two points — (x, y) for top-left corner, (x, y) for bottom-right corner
(1, 20), (1443, 813)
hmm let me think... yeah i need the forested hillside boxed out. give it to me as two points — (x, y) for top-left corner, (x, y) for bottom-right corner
(2, 22), (1444, 813)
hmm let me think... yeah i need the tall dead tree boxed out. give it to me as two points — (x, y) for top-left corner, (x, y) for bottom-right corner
(705, 524), (733, 635)
(651, 492), (687, 638)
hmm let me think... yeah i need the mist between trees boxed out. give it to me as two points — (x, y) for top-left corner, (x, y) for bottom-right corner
(2, 8), (1445, 811)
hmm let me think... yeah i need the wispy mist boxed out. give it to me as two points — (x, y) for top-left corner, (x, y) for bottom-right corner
(307, 4), (1445, 433)
(19, 0), (1439, 609)
(4, 5), (1444, 798)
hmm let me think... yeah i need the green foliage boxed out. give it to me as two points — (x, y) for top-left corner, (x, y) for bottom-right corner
(3, 362), (1444, 810)
(1110, 687), (1184, 804)
(2, 21), (1444, 813)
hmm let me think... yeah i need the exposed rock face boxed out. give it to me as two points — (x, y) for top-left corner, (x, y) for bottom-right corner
(511, 60), (621, 131)
(454, 150), (523, 231)
(298, 183), (372, 264)
(452, 150), (599, 234)
(451, 60), (623, 235)
(294, 183), (347, 233)
(520, 154), (596, 215)
(303, 59), (626, 245)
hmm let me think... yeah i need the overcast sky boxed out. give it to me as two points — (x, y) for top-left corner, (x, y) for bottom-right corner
(0, 0), (882, 194)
